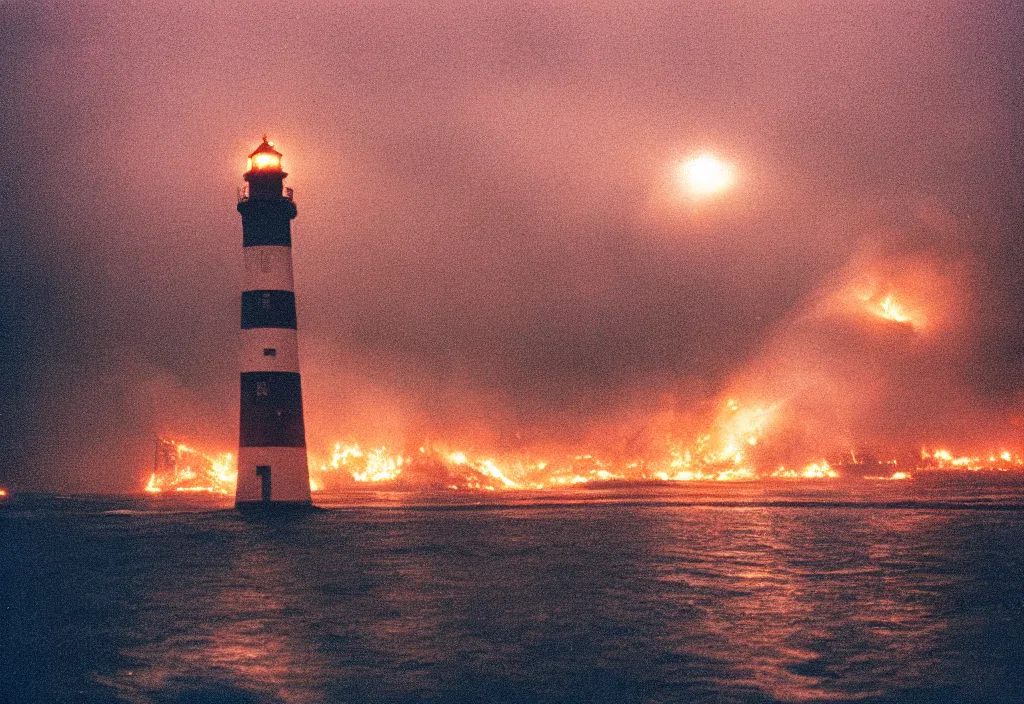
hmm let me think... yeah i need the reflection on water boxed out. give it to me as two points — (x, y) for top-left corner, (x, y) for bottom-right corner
(657, 509), (951, 701)
(4, 482), (1024, 703)
(106, 539), (332, 703)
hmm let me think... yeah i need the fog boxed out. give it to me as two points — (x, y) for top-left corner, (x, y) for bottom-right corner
(1, 1), (1021, 491)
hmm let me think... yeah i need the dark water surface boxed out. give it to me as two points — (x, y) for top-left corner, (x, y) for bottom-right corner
(4, 479), (1024, 703)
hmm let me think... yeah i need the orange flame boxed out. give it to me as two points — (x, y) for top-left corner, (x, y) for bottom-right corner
(143, 438), (1024, 493)
(919, 448), (1024, 472)
(145, 409), (1024, 494)
(865, 471), (911, 481)
(143, 440), (237, 495)
(855, 289), (923, 330)
(771, 461), (839, 480)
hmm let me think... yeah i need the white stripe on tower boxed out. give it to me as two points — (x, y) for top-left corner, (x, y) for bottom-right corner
(239, 328), (300, 372)
(235, 136), (311, 509)
(243, 246), (296, 292)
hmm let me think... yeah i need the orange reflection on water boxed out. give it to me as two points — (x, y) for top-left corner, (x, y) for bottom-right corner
(103, 540), (328, 703)
(656, 505), (949, 701)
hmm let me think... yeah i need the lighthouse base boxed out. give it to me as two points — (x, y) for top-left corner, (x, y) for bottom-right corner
(235, 499), (318, 514)
(235, 446), (312, 504)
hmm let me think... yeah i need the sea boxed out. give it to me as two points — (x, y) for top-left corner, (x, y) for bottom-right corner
(3, 477), (1024, 703)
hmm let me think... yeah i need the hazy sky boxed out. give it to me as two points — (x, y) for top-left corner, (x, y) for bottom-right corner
(2, 1), (1022, 491)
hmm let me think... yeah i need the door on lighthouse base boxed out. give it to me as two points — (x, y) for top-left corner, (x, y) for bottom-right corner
(255, 465), (272, 501)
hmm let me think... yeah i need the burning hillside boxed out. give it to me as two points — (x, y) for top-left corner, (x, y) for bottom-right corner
(142, 387), (1024, 494)
(143, 248), (1024, 495)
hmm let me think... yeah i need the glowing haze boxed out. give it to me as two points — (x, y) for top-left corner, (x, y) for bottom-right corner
(1, 1), (1022, 492)
(680, 154), (734, 197)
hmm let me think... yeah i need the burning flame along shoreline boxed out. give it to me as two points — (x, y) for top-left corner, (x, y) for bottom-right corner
(142, 391), (1022, 495)
(142, 430), (1024, 496)
(144, 440), (236, 495)
(142, 269), (1010, 494)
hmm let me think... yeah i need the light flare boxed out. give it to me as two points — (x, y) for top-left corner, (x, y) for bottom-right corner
(250, 152), (281, 170)
(679, 154), (734, 197)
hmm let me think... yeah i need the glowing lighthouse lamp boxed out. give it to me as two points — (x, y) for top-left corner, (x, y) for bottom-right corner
(235, 137), (313, 511)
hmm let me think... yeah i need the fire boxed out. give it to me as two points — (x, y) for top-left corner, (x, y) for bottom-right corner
(141, 437), (1024, 494)
(0, 488), (8, 498)
(771, 461), (839, 480)
(467, 458), (521, 489)
(315, 443), (403, 483)
(878, 295), (912, 325)
(653, 467), (757, 482)
(145, 411), (1024, 494)
(704, 399), (775, 466)
(143, 439), (237, 495)
(312, 444), (528, 490)
(919, 448), (1024, 472)
(530, 456), (624, 488)
(856, 289), (922, 329)
(865, 471), (911, 481)
(144, 244), (998, 496)
(305, 398), (775, 488)
(654, 400), (774, 481)
(352, 447), (404, 483)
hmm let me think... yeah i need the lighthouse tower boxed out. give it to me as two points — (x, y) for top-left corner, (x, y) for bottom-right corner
(235, 137), (312, 510)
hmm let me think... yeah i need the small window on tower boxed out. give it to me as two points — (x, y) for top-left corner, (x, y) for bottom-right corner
(256, 381), (268, 397)
(262, 292), (271, 310)
(263, 348), (277, 357)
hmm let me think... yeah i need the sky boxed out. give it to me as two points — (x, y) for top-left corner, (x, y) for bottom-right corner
(1, 0), (1022, 491)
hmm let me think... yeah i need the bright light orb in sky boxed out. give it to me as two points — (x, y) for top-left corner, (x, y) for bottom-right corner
(679, 153), (735, 197)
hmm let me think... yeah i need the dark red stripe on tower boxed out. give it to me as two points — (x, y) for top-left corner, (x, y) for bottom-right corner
(239, 371), (307, 448)
(238, 199), (297, 247)
(241, 290), (297, 329)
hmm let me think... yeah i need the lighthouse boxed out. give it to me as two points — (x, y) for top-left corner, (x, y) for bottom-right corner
(235, 137), (312, 510)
